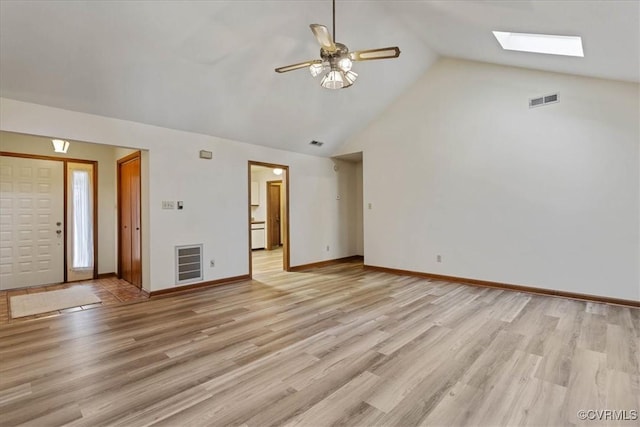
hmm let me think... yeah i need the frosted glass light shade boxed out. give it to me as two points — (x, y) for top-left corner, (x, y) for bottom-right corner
(309, 63), (324, 77)
(344, 70), (358, 86)
(273, 168), (283, 176)
(338, 57), (352, 71)
(321, 70), (345, 89)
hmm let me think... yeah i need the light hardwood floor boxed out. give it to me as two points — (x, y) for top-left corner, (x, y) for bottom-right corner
(252, 247), (283, 274)
(0, 260), (638, 426)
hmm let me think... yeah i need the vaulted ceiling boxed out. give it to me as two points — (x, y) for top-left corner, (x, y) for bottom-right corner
(1, 1), (638, 156)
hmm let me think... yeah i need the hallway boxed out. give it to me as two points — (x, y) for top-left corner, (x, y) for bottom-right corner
(252, 247), (283, 275)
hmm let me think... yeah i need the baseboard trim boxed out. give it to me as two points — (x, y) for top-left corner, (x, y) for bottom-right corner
(150, 274), (250, 298)
(364, 265), (640, 308)
(290, 256), (364, 272)
(97, 272), (117, 279)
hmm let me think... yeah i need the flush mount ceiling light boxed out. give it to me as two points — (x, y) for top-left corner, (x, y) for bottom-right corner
(275, 0), (401, 89)
(273, 168), (283, 176)
(492, 31), (584, 57)
(51, 139), (70, 153)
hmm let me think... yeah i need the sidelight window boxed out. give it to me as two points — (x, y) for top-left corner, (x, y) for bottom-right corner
(71, 169), (93, 269)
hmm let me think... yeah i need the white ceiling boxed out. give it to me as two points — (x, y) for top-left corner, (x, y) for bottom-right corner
(1, 1), (638, 157)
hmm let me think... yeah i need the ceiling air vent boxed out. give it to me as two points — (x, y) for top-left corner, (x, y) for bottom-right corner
(529, 93), (559, 108)
(309, 140), (324, 147)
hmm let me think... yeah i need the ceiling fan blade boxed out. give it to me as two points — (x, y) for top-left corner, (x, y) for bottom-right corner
(349, 47), (401, 61)
(310, 24), (337, 52)
(275, 59), (322, 73)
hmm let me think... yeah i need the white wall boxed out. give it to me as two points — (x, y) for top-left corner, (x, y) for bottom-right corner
(355, 160), (364, 256)
(0, 132), (117, 275)
(114, 147), (137, 160)
(337, 58), (640, 301)
(0, 98), (360, 292)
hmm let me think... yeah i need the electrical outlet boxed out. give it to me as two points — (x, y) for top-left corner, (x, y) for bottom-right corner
(437, 255), (442, 263)
(368, 203), (372, 210)
(210, 259), (215, 267)
(326, 245), (330, 251)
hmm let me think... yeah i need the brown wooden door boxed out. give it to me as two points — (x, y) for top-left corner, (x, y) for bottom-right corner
(267, 181), (281, 249)
(118, 153), (142, 287)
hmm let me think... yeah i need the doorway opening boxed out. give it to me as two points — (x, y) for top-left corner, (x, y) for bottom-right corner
(248, 161), (290, 276)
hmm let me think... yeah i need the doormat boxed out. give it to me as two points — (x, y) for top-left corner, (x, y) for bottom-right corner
(10, 287), (101, 318)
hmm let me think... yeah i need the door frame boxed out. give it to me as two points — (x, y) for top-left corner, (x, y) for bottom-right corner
(266, 180), (282, 250)
(0, 151), (99, 282)
(248, 161), (290, 277)
(117, 151), (142, 288)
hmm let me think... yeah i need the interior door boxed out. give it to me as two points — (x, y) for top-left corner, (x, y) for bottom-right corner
(267, 181), (281, 249)
(0, 156), (64, 289)
(118, 153), (142, 287)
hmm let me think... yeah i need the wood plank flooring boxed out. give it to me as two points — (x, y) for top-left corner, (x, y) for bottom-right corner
(252, 247), (283, 274)
(0, 260), (638, 426)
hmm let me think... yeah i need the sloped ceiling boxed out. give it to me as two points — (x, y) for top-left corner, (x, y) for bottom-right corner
(1, 1), (637, 156)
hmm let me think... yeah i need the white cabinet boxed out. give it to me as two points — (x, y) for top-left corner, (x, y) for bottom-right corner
(251, 222), (265, 249)
(251, 181), (260, 206)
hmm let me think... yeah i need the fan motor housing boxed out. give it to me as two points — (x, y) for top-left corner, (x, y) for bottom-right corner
(321, 43), (349, 62)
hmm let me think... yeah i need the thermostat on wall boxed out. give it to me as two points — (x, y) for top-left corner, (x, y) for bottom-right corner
(199, 150), (213, 159)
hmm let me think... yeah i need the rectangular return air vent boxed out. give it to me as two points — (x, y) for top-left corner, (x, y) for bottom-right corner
(529, 93), (559, 108)
(175, 244), (203, 285)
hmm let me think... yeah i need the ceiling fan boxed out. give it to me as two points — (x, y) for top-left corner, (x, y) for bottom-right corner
(275, 0), (401, 89)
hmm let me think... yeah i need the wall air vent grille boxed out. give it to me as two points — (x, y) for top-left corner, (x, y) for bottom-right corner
(175, 244), (203, 285)
(529, 93), (559, 108)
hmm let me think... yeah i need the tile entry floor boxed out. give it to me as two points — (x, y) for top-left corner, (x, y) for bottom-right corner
(0, 276), (148, 324)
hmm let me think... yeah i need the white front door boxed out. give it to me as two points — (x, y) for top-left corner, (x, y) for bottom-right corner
(0, 156), (65, 290)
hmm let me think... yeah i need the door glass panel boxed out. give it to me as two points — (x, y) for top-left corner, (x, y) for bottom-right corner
(72, 170), (93, 269)
(67, 162), (94, 282)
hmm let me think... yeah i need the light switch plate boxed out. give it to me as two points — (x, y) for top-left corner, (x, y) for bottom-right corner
(162, 201), (175, 209)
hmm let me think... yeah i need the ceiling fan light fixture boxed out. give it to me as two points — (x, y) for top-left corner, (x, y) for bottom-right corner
(321, 70), (345, 89)
(344, 70), (358, 85)
(275, 0), (400, 90)
(309, 63), (324, 77)
(338, 57), (352, 72)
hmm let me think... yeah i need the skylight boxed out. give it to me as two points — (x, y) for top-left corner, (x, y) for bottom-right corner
(492, 31), (584, 57)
